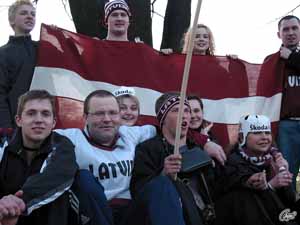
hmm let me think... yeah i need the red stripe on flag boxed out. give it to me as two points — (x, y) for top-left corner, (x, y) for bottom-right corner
(37, 25), (250, 98)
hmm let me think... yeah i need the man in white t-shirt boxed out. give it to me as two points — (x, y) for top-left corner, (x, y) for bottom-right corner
(56, 89), (156, 225)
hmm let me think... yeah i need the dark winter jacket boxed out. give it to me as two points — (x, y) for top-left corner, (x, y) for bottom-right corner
(263, 48), (300, 119)
(280, 47), (300, 118)
(0, 130), (78, 225)
(214, 149), (298, 225)
(0, 36), (38, 128)
(130, 135), (215, 225)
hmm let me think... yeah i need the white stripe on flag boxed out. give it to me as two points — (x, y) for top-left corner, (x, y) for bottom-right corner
(203, 94), (281, 123)
(31, 66), (162, 116)
(31, 66), (282, 123)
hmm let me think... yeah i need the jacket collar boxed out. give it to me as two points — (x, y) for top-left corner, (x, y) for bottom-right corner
(8, 35), (32, 43)
(6, 128), (53, 155)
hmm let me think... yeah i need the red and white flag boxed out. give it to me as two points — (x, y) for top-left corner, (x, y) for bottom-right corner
(31, 24), (284, 150)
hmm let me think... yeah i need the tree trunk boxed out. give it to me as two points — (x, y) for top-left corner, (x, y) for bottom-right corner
(68, 0), (105, 38)
(160, 0), (191, 52)
(128, 0), (152, 46)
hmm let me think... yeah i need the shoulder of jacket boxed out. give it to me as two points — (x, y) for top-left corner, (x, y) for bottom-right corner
(0, 142), (8, 163)
(52, 130), (80, 145)
(136, 135), (161, 148)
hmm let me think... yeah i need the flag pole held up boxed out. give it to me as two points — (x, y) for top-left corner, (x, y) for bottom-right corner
(173, 0), (203, 179)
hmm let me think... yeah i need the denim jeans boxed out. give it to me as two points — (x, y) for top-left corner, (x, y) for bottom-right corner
(277, 120), (300, 190)
(71, 169), (113, 225)
(128, 175), (186, 225)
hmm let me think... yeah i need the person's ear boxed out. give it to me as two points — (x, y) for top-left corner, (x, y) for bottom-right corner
(238, 133), (243, 144)
(15, 115), (22, 128)
(83, 113), (88, 121)
(277, 31), (281, 39)
(52, 117), (57, 129)
(8, 16), (15, 27)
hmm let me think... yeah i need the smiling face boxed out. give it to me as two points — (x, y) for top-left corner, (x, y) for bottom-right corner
(245, 131), (272, 155)
(278, 18), (300, 49)
(118, 96), (139, 126)
(107, 9), (129, 39)
(85, 96), (121, 146)
(188, 99), (203, 130)
(162, 104), (191, 141)
(193, 26), (210, 55)
(15, 99), (56, 148)
(9, 4), (36, 36)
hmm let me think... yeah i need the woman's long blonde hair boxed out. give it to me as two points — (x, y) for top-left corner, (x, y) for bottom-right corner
(182, 24), (215, 56)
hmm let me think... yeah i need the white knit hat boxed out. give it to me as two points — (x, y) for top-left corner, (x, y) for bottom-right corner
(104, 0), (131, 22)
(239, 115), (271, 147)
(113, 86), (135, 97)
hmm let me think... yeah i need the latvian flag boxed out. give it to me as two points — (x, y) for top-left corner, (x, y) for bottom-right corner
(31, 24), (284, 151)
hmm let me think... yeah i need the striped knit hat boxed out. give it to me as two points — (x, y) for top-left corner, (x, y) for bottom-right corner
(104, 0), (131, 22)
(156, 94), (190, 129)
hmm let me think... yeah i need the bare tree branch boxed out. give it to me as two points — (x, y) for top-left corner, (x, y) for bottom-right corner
(267, 3), (300, 25)
(60, 0), (73, 21)
(151, 0), (164, 19)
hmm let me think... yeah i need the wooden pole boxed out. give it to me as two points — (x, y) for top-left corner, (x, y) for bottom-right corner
(173, 0), (203, 179)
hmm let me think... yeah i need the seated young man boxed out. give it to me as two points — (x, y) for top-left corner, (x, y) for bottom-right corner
(0, 90), (78, 225)
(214, 115), (299, 225)
(129, 92), (216, 225)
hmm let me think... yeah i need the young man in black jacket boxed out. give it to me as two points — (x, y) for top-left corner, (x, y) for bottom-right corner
(130, 92), (215, 225)
(0, 90), (78, 225)
(0, 0), (38, 128)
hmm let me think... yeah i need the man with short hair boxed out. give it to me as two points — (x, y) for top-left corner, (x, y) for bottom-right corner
(56, 89), (156, 225)
(266, 15), (300, 189)
(0, 0), (38, 128)
(0, 89), (78, 225)
(104, 0), (131, 41)
(130, 92), (215, 225)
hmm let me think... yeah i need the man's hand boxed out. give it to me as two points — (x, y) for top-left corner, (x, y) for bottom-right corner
(163, 154), (182, 178)
(280, 46), (292, 59)
(203, 141), (226, 165)
(245, 171), (267, 190)
(134, 37), (144, 43)
(160, 48), (173, 55)
(0, 191), (25, 225)
(226, 54), (238, 59)
(200, 122), (213, 136)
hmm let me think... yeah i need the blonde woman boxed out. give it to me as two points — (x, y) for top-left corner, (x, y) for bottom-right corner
(182, 23), (215, 55)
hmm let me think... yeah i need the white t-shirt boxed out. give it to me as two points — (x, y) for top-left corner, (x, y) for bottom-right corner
(56, 125), (156, 200)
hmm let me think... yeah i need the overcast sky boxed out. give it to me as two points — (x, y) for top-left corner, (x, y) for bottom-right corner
(1, 0), (300, 63)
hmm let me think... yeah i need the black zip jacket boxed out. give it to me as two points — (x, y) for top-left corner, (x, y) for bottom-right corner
(0, 130), (78, 225)
(0, 36), (38, 128)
